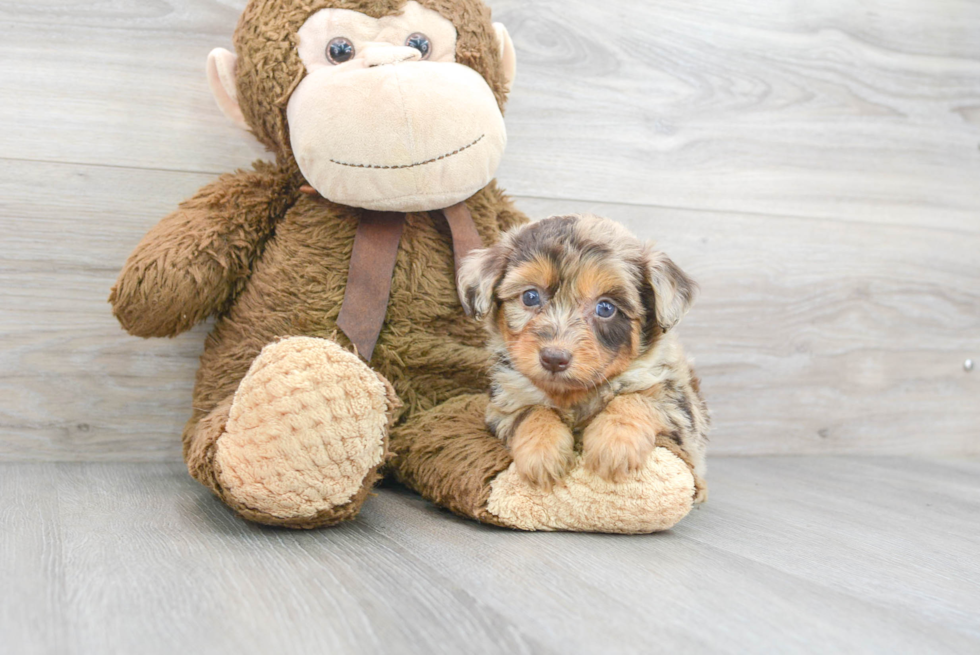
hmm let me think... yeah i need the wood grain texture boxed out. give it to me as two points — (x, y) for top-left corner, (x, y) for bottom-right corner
(0, 1), (264, 173)
(0, 0), (978, 459)
(493, 0), (980, 230)
(2, 0), (978, 227)
(2, 165), (978, 459)
(0, 160), (212, 460)
(2, 458), (979, 654)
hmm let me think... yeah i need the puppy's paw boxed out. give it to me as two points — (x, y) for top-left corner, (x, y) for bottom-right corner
(509, 409), (575, 490)
(583, 395), (660, 483)
(583, 430), (653, 483)
(514, 442), (575, 490)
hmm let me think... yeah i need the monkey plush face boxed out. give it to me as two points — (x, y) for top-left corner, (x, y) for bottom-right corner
(207, 0), (517, 213)
(287, 2), (506, 211)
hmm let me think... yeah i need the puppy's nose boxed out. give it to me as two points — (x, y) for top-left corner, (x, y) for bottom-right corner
(539, 348), (572, 373)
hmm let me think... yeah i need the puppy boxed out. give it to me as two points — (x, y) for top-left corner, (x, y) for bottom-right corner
(458, 214), (708, 501)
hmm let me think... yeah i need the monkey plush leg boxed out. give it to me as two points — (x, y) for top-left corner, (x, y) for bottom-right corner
(389, 394), (514, 524)
(390, 394), (697, 534)
(183, 336), (399, 528)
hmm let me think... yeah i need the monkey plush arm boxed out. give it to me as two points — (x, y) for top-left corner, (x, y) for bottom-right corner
(110, 161), (295, 338)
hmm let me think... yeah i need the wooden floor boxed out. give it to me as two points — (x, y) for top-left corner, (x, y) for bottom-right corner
(3, 457), (979, 655)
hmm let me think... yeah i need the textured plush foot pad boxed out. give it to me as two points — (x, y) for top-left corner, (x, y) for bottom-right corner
(214, 337), (393, 523)
(486, 447), (695, 534)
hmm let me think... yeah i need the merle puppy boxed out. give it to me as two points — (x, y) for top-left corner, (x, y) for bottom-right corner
(457, 214), (708, 500)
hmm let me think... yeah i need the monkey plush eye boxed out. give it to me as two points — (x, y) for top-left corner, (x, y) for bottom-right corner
(521, 289), (541, 307)
(326, 37), (355, 64)
(405, 33), (431, 59)
(595, 300), (616, 318)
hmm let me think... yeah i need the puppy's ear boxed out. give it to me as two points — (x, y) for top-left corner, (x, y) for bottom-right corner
(642, 245), (698, 332)
(457, 245), (507, 320)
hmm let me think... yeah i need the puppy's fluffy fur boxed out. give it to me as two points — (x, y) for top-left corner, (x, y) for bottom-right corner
(458, 214), (708, 501)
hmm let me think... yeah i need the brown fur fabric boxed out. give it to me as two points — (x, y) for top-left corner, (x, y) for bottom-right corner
(114, 167), (527, 526)
(110, 0), (525, 527)
(176, 179), (526, 526)
(111, 0), (703, 531)
(389, 393), (514, 526)
(109, 161), (298, 338)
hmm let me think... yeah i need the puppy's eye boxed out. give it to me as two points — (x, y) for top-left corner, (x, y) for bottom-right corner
(405, 33), (431, 59)
(521, 289), (541, 307)
(595, 300), (616, 318)
(326, 37), (355, 64)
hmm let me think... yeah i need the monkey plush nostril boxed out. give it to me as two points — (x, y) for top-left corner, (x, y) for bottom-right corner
(539, 348), (572, 373)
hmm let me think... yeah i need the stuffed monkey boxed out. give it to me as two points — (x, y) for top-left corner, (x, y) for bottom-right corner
(110, 0), (698, 532)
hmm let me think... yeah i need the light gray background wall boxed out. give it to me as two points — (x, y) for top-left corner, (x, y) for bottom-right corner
(1, 0), (978, 461)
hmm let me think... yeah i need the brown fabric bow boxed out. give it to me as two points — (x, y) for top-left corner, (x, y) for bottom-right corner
(329, 200), (483, 361)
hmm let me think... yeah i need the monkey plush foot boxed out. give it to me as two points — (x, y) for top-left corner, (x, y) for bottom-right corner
(486, 449), (695, 533)
(391, 394), (696, 534)
(212, 336), (398, 528)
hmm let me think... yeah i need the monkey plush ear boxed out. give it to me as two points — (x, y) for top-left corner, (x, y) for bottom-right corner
(457, 245), (507, 321)
(493, 23), (517, 94)
(206, 48), (249, 130)
(643, 246), (698, 332)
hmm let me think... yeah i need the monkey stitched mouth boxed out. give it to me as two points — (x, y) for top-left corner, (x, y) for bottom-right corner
(329, 134), (485, 170)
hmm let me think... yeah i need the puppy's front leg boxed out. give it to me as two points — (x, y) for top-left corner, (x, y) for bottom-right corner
(583, 395), (660, 483)
(508, 408), (575, 490)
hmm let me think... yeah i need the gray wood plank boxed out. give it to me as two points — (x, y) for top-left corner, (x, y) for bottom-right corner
(493, 0), (980, 230)
(0, 462), (70, 651)
(681, 457), (980, 640)
(0, 160), (214, 460)
(1, 1), (979, 229)
(0, 463), (548, 655)
(2, 458), (979, 654)
(2, 160), (977, 459)
(367, 457), (980, 654)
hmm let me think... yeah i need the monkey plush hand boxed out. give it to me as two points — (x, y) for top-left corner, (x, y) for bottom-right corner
(110, 0), (698, 533)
